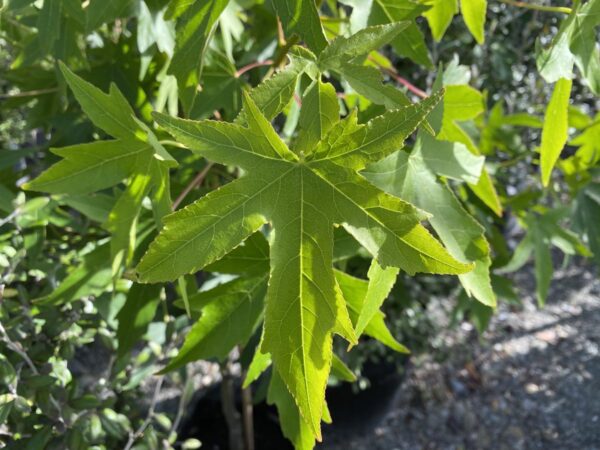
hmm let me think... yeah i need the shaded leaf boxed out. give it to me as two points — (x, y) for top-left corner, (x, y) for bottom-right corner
(540, 77), (572, 187)
(117, 284), (162, 356)
(160, 275), (267, 372)
(273, 0), (328, 54)
(169, 0), (229, 115)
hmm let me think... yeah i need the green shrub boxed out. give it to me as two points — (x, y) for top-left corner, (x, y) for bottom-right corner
(1, 1), (598, 449)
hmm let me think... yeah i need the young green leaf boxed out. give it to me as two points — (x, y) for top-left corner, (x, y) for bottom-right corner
(337, 63), (410, 108)
(335, 270), (409, 353)
(58, 62), (141, 140)
(461, 0), (486, 45)
(295, 80), (339, 154)
(318, 22), (409, 71)
(36, 0), (61, 54)
(243, 341), (272, 388)
(354, 260), (399, 338)
(106, 168), (155, 275)
(423, 0), (458, 42)
(116, 284), (162, 357)
(369, 0), (433, 67)
(439, 83), (502, 216)
(532, 222), (553, 306)
(237, 46), (317, 125)
(540, 77), (572, 187)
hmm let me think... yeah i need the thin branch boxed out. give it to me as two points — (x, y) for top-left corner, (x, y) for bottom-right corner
(0, 209), (19, 228)
(0, 322), (38, 374)
(221, 357), (244, 450)
(241, 370), (255, 450)
(123, 376), (164, 450)
(235, 60), (274, 78)
(498, 0), (572, 14)
(0, 87), (59, 100)
(365, 55), (429, 99)
(170, 372), (193, 436)
(382, 68), (428, 99)
(172, 162), (215, 210)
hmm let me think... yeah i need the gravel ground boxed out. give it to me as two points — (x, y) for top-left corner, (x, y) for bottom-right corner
(320, 261), (600, 450)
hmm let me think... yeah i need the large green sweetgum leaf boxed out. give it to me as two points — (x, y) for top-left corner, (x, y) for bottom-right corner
(137, 82), (471, 438)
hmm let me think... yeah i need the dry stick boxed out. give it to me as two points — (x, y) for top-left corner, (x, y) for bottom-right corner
(497, 0), (572, 14)
(172, 162), (215, 210)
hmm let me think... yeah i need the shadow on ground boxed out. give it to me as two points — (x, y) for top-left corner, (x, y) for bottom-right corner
(319, 261), (600, 450)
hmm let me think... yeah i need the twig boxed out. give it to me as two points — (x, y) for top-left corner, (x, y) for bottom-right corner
(0, 322), (37, 374)
(123, 376), (164, 450)
(0, 209), (19, 228)
(365, 55), (429, 98)
(220, 357), (244, 450)
(235, 60), (273, 78)
(172, 162), (215, 210)
(241, 369), (255, 450)
(498, 0), (572, 14)
(0, 87), (59, 100)
(382, 68), (428, 99)
(170, 372), (192, 436)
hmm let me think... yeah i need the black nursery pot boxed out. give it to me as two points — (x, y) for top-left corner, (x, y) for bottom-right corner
(179, 358), (408, 450)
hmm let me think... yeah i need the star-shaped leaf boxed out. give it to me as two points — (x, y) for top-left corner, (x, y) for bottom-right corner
(137, 84), (470, 439)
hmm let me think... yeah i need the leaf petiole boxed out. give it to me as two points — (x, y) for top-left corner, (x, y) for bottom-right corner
(498, 0), (572, 14)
